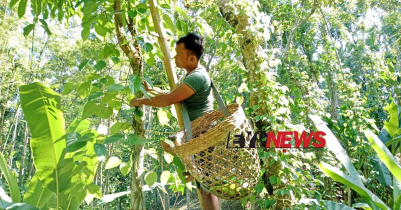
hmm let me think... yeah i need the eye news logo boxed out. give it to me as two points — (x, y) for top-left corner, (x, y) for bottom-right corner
(226, 131), (326, 152)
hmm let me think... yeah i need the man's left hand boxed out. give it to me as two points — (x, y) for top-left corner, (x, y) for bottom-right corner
(130, 98), (142, 107)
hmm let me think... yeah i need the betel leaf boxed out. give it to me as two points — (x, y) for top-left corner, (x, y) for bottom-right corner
(77, 82), (91, 99)
(105, 157), (121, 169)
(143, 43), (153, 53)
(144, 171), (157, 187)
(110, 122), (123, 135)
(62, 82), (74, 95)
(94, 60), (106, 71)
(82, 101), (99, 119)
(104, 134), (124, 144)
(23, 24), (35, 36)
(88, 91), (103, 101)
(107, 84), (125, 92)
(129, 74), (141, 94)
(81, 27), (90, 41)
(66, 133), (87, 153)
(95, 106), (113, 119)
(120, 158), (132, 176)
(173, 156), (185, 171)
(94, 143), (107, 158)
(127, 10), (137, 18)
(19, 83), (66, 190)
(78, 59), (89, 70)
(110, 57), (120, 64)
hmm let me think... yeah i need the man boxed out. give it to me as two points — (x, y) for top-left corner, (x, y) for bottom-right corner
(130, 33), (219, 210)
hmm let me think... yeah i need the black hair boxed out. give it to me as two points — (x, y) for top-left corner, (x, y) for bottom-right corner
(176, 32), (205, 60)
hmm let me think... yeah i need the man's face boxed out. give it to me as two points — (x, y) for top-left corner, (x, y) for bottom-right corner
(174, 43), (192, 69)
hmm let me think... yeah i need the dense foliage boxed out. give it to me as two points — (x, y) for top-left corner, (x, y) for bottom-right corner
(0, 0), (400, 209)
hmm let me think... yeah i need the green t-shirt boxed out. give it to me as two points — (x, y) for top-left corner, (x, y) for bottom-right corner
(182, 65), (213, 121)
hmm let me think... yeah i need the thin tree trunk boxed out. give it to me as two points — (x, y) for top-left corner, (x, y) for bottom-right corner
(19, 122), (28, 184)
(3, 105), (20, 152)
(114, 0), (145, 209)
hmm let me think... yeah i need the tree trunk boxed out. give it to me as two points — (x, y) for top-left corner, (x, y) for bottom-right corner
(113, 0), (145, 209)
(218, 1), (292, 209)
(19, 122), (29, 185)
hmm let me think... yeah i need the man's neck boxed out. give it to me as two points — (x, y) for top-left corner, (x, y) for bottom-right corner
(185, 63), (200, 74)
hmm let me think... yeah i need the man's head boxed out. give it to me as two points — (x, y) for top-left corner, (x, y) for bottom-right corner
(174, 33), (205, 71)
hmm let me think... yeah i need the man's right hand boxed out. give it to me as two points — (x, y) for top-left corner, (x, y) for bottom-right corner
(161, 141), (176, 155)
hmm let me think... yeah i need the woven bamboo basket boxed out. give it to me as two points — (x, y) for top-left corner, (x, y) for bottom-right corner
(173, 103), (260, 200)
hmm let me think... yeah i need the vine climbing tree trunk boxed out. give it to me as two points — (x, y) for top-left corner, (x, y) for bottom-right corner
(218, 0), (292, 209)
(114, 0), (145, 209)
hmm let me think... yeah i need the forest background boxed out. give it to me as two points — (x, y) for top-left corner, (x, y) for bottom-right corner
(0, 0), (401, 209)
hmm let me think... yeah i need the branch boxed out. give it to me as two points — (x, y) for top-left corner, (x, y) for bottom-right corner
(113, 0), (141, 66)
(282, 0), (317, 60)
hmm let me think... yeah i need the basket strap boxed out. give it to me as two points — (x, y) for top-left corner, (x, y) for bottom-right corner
(182, 81), (231, 141)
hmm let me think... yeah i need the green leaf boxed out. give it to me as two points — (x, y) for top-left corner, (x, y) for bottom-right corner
(23, 174), (54, 208)
(9, 0), (20, 7)
(383, 103), (399, 137)
(63, 82), (74, 95)
(94, 24), (107, 37)
(174, 6), (188, 18)
(110, 122), (123, 135)
(0, 152), (21, 202)
(110, 57), (120, 64)
(18, 0), (27, 18)
(94, 60), (106, 71)
(144, 171), (157, 187)
(309, 115), (364, 186)
(129, 74), (141, 94)
(160, 171), (171, 185)
(0, 201), (39, 210)
(95, 106), (113, 119)
(78, 59), (89, 70)
(126, 134), (153, 146)
(157, 109), (169, 125)
(127, 10), (137, 18)
(388, 62), (395, 73)
(173, 156), (185, 171)
(105, 157), (121, 169)
(319, 162), (389, 210)
(323, 201), (354, 210)
(143, 43), (153, 53)
(105, 134), (124, 144)
(19, 83), (66, 190)
(88, 91), (103, 101)
(39, 19), (51, 35)
(23, 24), (35, 36)
(162, 14), (175, 33)
(77, 82), (91, 99)
(365, 130), (401, 184)
(66, 133), (87, 153)
(81, 28), (90, 41)
(372, 154), (392, 186)
(82, 101), (98, 119)
(107, 84), (125, 92)
(94, 143), (107, 158)
(120, 158), (132, 176)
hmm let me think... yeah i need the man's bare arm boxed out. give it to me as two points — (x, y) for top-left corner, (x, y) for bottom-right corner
(130, 83), (195, 107)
